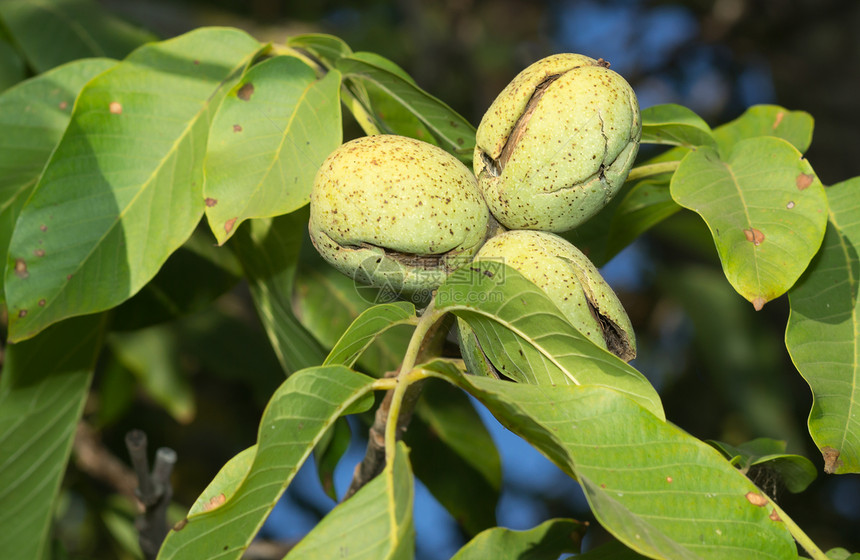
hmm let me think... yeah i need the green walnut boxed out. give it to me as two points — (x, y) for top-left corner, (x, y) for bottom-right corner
(475, 230), (636, 361)
(474, 53), (641, 232)
(309, 134), (491, 295)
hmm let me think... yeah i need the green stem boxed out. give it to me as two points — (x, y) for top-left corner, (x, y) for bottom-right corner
(271, 43), (381, 136)
(626, 160), (680, 183)
(768, 499), (828, 560)
(383, 299), (443, 463)
(270, 44), (325, 74)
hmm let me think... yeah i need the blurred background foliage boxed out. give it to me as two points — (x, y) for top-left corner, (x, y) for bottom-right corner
(5, 0), (859, 558)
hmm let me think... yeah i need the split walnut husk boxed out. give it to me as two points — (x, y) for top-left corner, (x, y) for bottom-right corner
(474, 53), (641, 233)
(309, 134), (491, 296)
(474, 229), (636, 361)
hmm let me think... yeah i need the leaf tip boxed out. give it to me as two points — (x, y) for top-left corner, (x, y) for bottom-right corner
(752, 297), (767, 311)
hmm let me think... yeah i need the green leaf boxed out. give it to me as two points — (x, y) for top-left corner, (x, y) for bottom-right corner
(424, 362), (798, 560)
(4, 28), (263, 342)
(0, 314), (106, 559)
(347, 51), (439, 145)
(641, 104), (716, 149)
(435, 261), (664, 419)
(324, 302), (416, 367)
(286, 442), (414, 560)
(457, 318), (498, 378)
(314, 417), (352, 500)
(406, 379), (501, 535)
(606, 175), (680, 257)
(0, 58), (116, 305)
(786, 177), (860, 474)
(0, 0), (156, 73)
(157, 365), (376, 560)
(336, 55), (476, 165)
(285, 34), (353, 68)
(450, 518), (586, 560)
(231, 210), (327, 375)
(707, 438), (817, 493)
(294, 252), (412, 376)
(670, 138), (828, 310)
(187, 446), (256, 517)
(574, 540), (652, 559)
(108, 325), (196, 424)
(827, 548), (860, 560)
(0, 38), (25, 91)
(204, 55), (342, 243)
(110, 227), (241, 330)
(713, 104), (814, 156)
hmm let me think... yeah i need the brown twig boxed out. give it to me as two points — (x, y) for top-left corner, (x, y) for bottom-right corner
(343, 313), (452, 500)
(73, 422), (139, 503)
(125, 430), (177, 560)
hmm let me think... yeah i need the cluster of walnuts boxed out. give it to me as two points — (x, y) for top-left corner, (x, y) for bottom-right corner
(309, 54), (641, 361)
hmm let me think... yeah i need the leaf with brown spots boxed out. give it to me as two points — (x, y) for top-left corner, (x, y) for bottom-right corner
(0, 58), (117, 306)
(159, 366), (376, 559)
(787, 177), (860, 474)
(713, 104), (814, 156)
(3, 28), (262, 342)
(203, 55), (342, 244)
(419, 360), (797, 560)
(670, 137), (827, 310)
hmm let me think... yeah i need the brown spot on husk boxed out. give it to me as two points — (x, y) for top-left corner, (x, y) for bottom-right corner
(796, 173), (814, 190)
(224, 217), (238, 233)
(596, 58), (611, 68)
(743, 227), (765, 246)
(205, 197), (218, 207)
(237, 83), (254, 101)
(745, 492), (767, 507)
(822, 446), (842, 474)
(14, 258), (28, 278)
